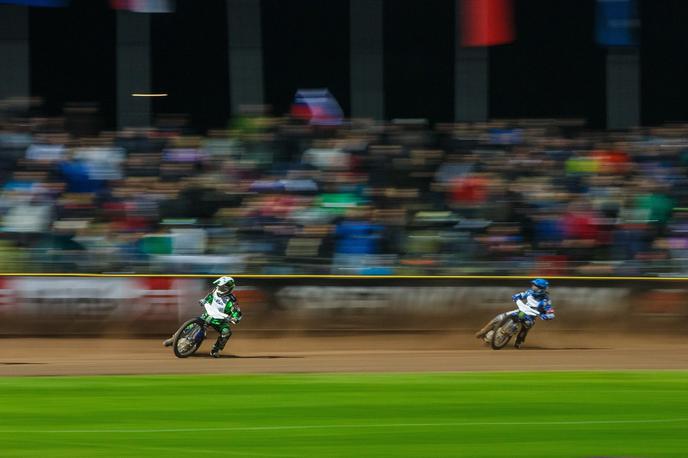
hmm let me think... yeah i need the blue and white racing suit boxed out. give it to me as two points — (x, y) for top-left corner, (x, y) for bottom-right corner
(509, 290), (555, 328)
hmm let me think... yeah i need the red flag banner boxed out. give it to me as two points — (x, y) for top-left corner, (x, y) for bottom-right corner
(460, 0), (515, 47)
(110, 0), (174, 13)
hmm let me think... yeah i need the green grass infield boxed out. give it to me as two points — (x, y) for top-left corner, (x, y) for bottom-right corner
(1, 371), (687, 457)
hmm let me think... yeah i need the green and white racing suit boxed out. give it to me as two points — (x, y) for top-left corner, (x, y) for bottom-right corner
(200, 291), (242, 352)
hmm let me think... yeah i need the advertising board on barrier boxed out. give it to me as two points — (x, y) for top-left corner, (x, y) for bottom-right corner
(1, 275), (685, 335)
(8, 277), (137, 319)
(0, 277), (204, 334)
(275, 286), (632, 317)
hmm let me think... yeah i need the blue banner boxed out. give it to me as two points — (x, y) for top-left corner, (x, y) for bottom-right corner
(0, 0), (68, 6)
(596, 0), (640, 46)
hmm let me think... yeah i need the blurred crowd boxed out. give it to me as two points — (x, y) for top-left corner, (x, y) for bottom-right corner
(2, 99), (688, 276)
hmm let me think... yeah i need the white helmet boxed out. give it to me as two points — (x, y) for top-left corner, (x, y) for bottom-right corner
(213, 276), (235, 294)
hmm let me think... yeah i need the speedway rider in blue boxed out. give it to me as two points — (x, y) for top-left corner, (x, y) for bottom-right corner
(475, 278), (555, 348)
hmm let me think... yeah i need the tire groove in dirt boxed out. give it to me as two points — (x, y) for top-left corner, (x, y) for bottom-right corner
(1, 332), (686, 376)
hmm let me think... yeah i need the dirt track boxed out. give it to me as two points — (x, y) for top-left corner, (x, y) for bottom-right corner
(1, 332), (687, 376)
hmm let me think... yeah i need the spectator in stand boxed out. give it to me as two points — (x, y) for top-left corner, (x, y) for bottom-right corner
(3, 98), (688, 276)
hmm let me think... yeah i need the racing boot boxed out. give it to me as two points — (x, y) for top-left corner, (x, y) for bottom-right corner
(514, 328), (528, 349)
(210, 327), (232, 358)
(162, 336), (174, 347)
(475, 316), (500, 339)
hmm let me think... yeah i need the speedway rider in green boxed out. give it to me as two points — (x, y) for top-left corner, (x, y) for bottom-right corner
(164, 276), (242, 358)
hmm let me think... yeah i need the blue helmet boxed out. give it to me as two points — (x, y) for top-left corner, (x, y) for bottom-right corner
(531, 278), (549, 297)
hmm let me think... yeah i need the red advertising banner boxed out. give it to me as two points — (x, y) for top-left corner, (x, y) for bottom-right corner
(460, 0), (515, 47)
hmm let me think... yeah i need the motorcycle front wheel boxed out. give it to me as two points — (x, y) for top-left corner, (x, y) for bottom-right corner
(172, 318), (206, 358)
(491, 317), (520, 350)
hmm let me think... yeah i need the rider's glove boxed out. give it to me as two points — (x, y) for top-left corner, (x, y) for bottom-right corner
(512, 294), (520, 302)
(541, 313), (555, 320)
(228, 311), (241, 325)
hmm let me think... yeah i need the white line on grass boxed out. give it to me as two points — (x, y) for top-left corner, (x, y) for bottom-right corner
(1, 417), (687, 434)
(23, 435), (299, 458)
